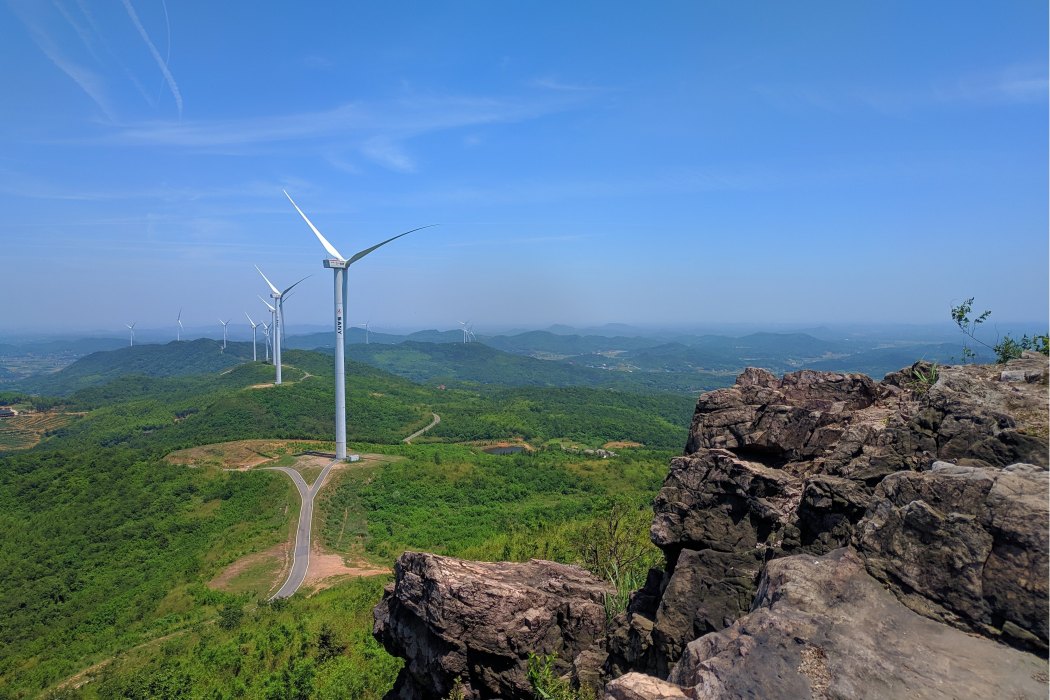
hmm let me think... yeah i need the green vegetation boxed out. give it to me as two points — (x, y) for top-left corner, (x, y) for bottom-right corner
(526, 653), (595, 700)
(951, 297), (1049, 363)
(0, 341), (685, 698)
(66, 578), (399, 700)
(0, 448), (293, 695)
(320, 444), (668, 565)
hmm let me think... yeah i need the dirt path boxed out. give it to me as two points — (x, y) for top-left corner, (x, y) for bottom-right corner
(403, 412), (440, 443)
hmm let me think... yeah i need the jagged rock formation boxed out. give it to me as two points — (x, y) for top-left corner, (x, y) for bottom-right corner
(373, 552), (611, 699)
(372, 354), (1049, 699)
(608, 548), (1048, 699)
(606, 354), (1049, 682)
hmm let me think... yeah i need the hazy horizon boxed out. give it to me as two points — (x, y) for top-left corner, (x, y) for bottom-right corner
(2, 2), (1047, 332)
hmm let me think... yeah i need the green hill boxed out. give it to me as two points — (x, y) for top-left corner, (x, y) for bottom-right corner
(14, 339), (254, 396)
(0, 343), (689, 696)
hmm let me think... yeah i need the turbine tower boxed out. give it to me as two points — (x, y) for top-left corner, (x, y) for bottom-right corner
(219, 319), (230, 350)
(176, 308), (183, 341)
(284, 189), (433, 460)
(126, 321), (136, 347)
(259, 296), (277, 367)
(245, 312), (260, 361)
(256, 267), (307, 385)
(360, 321), (370, 345)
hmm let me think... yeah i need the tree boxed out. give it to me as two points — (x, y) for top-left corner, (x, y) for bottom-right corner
(951, 297), (1049, 363)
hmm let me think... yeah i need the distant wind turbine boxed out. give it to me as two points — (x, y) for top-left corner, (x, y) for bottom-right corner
(360, 321), (370, 344)
(262, 321), (271, 362)
(219, 318), (230, 351)
(459, 320), (474, 344)
(126, 321), (136, 347)
(256, 266), (308, 385)
(259, 296), (277, 367)
(176, 308), (183, 342)
(245, 312), (260, 361)
(284, 189), (434, 460)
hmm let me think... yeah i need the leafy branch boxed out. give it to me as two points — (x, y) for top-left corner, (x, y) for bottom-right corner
(951, 297), (1049, 363)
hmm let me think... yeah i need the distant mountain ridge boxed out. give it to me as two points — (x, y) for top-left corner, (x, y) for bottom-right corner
(14, 339), (254, 396)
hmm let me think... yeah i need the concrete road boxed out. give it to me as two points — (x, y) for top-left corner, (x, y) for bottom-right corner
(267, 458), (339, 600)
(403, 412), (441, 444)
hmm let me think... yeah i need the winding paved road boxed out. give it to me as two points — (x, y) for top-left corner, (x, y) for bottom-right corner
(266, 458), (338, 600)
(403, 412), (441, 444)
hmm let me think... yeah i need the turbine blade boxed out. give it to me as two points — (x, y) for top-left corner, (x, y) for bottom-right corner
(281, 274), (311, 296)
(284, 190), (345, 261)
(255, 265), (280, 296)
(348, 224), (436, 266)
(177, 307), (182, 322)
(245, 311), (255, 326)
(258, 294), (276, 312)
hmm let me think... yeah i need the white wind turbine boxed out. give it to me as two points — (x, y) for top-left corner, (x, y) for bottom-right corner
(284, 190), (433, 460)
(219, 318), (230, 350)
(459, 320), (473, 344)
(360, 321), (370, 345)
(176, 308), (184, 342)
(126, 321), (136, 347)
(255, 267), (308, 385)
(259, 296), (277, 367)
(245, 312), (260, 361)
(262, 321), (271, 362)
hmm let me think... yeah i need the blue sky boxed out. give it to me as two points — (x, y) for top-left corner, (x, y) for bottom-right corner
(1, 0), (1046, 336)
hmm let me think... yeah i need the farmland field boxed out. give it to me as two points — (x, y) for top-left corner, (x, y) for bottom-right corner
(0, 411), (78, 450)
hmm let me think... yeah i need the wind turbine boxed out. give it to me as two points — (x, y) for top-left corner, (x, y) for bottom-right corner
(259, 295), (277, 367)
(284, 189), (433, 460)
(360, 321), (370, 345)
(176, 308), (184, 342)
(219, 319), (230, 351)
(245, 312), (260, 361)
(262, 321), (271, 361)
(256, 267), (308, 385)
(126, 322), (136, 347)
(459, 320), (472, 344)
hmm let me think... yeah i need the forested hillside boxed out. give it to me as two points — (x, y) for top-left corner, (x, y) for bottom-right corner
(0, 342), (691, 697)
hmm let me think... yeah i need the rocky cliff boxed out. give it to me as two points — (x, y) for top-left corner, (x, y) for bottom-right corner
(375, 353), (1049, 699)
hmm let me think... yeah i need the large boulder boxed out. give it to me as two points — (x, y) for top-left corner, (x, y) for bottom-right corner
(373, 552), (612, 699)
(856, 461), (1049, 652)
(656, 548), (1048, 700)
(608, 354), (1049, 678)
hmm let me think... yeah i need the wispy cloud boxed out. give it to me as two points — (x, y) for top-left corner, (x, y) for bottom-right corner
(360, 138), (416, 172)
(529, 76), (610, 93)
(121, 0), (183, 118)
(0, 167), (286, 202)
(8, 0), (114, 118)
(756, 63), (1048, 115)
(9, 0), (183, 119)
(73, 91), (591, 172)
(99, 93), (581, 148)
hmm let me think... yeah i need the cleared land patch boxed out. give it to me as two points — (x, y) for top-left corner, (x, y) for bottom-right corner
(0, 411), (76, 450)
(165, 439), (323, 470)
(209, 541), (289, 596)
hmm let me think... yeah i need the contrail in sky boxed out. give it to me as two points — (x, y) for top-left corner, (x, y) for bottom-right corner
(121, 0), (183, 118)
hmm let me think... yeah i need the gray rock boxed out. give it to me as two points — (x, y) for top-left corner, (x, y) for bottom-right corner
(610, 356), (1048, 679)
(856, 461), (1049, 651)
(604, 673), (690, 699)
(374, 553), (612, 699)
(663, 548), (1048, 699)
(650, 449), (802, 555)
